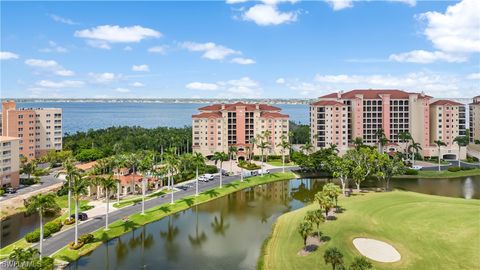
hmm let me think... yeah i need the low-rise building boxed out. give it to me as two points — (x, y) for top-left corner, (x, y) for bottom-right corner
(470, 96), (480, 143)
(0, 136), (20, 188)
(192, 102), (289, 159)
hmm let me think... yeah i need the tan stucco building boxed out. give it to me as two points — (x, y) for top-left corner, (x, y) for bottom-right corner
(0, 136), (20, 188)
(192, 102), (289, 159)
(2, 101), (63, 160)
(470, 96), (480, 143)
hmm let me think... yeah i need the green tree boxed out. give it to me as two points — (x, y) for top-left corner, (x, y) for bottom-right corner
(434, 140), (447, 172)
(328, 155), (352, 196)
(9, 247), (54, 270)
(324, 247), (344, 270)
(297, 219), (313, 248)
(124, 153), (141, 195)
(100, 174), (117, 229)
(350, 257), (373, 270)
(374, 154), (406, 191)
(21, 161), (37, 182)
(315, 191), (335, 219)
(399, 131), (413, 156)
(322, 183), (342, 207)
(75, 148), (104, 162)
(164, 149), (179, 204)
(192, 153), (205, 196)
(24, 193), (60, 257)
(212, 151), (229, 187)
(375, 129), (388, 153)
(56, 159), (80, 219)
(228, 146), (238, 174)
(408, 141), (422, 166)
(300, 142), (314, 154)
(305, 209), (325, 237)
(71, 175), (88, 245)
(277, 134), (291, 173)
(353, 137), (364, 150)
(345, 148), (376, 192)
(453, 136), (469, 164)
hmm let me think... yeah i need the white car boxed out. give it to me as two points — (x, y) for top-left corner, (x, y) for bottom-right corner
(411, 165), (423, 170)
(203, 174), (214, 181)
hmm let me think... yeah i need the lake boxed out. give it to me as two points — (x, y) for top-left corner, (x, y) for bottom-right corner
(14, 102), (309, 134)
(67, 176), (479, 270)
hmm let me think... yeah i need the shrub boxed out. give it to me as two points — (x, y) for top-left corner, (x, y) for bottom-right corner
(25, 228), (52, 243)
(462, 166), (474, 171)
(405, 169), (419, 175)
(68, 241), (85, 250)
(203, 165), (218, 174)
(56, 183), (69, 196)
(238, 160), (261, 170)
(79, 233), (94, 244)
(448, 166), (461, 172)
(44, 220), (63, 234)
(0, 189), (4, 196)
(64, 218), (75, 225)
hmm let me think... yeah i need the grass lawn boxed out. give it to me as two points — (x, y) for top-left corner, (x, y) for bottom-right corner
(261, 191), (480, 270)
(53, 172), (298, 262)
(0, 195), (90, 260)
(398, 168), (480, 179)
(113, 189), (169, 208)
(267, 160), (296, 167)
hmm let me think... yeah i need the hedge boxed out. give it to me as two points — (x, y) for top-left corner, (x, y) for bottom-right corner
(405, 169), (419, 175)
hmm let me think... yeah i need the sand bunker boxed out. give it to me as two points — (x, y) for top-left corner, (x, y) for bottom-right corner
(352, 238), (401, 263)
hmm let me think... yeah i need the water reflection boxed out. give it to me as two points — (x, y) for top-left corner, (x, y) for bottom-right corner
(1, 212), (56, 248)
(463, 177), (474, 199)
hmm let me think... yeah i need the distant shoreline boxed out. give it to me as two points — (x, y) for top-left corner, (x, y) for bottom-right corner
(1, 98), (314, 105)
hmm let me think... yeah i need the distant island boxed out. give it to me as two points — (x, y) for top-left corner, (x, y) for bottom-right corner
(1, 97), (474, 105)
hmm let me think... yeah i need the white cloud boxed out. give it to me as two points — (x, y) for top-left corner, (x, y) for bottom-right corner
(230, 57), (256, 65)
(181, 42), (240, 60)
(25, 59), (74, 76)
(325, 0), (353, 11)
(75, 25), (161, 49)
(130, 82), (145, 87)
(36, 80), (84, 88)
(418, 0), (480, 53)
(388, 0), (416, 7)
(123, 46), (133, 51)
(0, 51), (19, 60)
(276, 78), (286, 84)
(243, 4), (297, 26)
(220, 77), (263, 98)
(48, 14), (78, 25)
(114, 88), (130, 93)
(226, 0), (249, 3)
(389, 50), (467, 63)
(88, 72), (121, 84)
(186, 82), (219, 91)
(39, 41), (68, 53)
(148, 45), (168, 54)
(131, 64), (150, 72)
(466, 73), (480, 80)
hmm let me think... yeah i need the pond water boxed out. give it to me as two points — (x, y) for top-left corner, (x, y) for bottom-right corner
(67, 176), (479, 270)
(1, 212), (55, 248)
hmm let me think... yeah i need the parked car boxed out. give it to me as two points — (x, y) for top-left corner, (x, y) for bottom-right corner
(257, 169), (270, 174)
(221, 170), (229, 176)
(411, 165), (423, 170)
(70, 213), (88, 221)
(197, 175), (206, 182)
(6, 187), (16, 194)
(203, 174), (214, 181)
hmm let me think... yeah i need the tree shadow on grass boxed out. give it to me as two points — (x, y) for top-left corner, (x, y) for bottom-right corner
(159, 205), (171, 214)
(326, 215), (337, 221)
(304, 244), (318, 252)
(320, 235), (331, 242)
(120, 220), (136, 233)
(204, 189), (220, 198)
(225, 182), (239, 189)
(335, 206), (346, 213)
(181, 197), (194, 207)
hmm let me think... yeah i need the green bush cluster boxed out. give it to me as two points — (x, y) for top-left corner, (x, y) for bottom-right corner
(64, 218), (76, 225)
(68, 241), (85, 250)
(79, 233), (94, 244)
(405, 169), (419, 175)
(24, 220), (63, 243)
(238, 160), (261, 170)
(448, 166), (462, 172)
(0, 188), (5, 196)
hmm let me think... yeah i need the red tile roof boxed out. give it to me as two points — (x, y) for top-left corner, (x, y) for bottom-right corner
(75, 161), (97, 171)
(260, 112), (289, 118)
(430, 100), (464, 106)
(192, 112), (222, 118)
(115, 173), (143, 186)
(197, 102), (281, 112)
(311, 100), (345, 106)
(319, 89), (429, 99)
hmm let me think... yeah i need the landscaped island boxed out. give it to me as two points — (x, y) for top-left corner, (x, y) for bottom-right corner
(260, 191), (480, 270)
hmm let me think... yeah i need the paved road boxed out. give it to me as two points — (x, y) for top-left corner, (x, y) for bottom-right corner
(0, 173), (63, 200)
(38, 167), (297, 257)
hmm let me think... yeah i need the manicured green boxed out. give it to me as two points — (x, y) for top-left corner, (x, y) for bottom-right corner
(267, 160), (295, 167)
(261, 191), (480, 270)
(53, 172), (297, 262)
(113, 189), (169, 208)
(397, 168), (480, 179)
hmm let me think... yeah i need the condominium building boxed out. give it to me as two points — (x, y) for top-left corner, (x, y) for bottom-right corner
(311, 89), (431, 155)
(1, 101), (63, 160)
(429, 100), (466, 146)
(192, 102), (289, 158)
(470, 96), (480, 143)
(0, 136), (20, 188)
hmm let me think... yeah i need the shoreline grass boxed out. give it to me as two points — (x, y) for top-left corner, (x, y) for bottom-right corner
(52, 172), (298, 263)
(261, 191), (480, 270)
(266, 160), (295, 167)
(112, 189), (170, 208)
(396, 168), (480, 179)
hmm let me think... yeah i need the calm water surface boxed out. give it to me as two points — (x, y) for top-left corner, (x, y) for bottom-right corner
(15, 102), (309, 134)
(68, 176), (479, 270)
(0, 212), (55, 248)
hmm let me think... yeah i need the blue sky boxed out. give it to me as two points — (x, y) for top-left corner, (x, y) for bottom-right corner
(1, 0), (479, 98)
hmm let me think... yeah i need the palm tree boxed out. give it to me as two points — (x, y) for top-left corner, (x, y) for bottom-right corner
(277, 135), (291, 173)
(315, 191), (335, 219)
(328, 143), (339, 154)
(24, 193), (59, 257)
(249, 137), (257, 161)
(353, 137), (364, 150)
(399, 131), (413, 157)
(164, 149), (179, 204)
(375, 129), (388, 153)
(125, 153), (140, 195)
(228, 146), (238, 174)
(350, 256), (373, 270)
(212, 151), (228, 188)
(56, 159), (80, 219)
(211, 214), (230, 236)
(434, 140), (447, 171)
(192, 153), (205, 196)
(324, 247), (344, 270)
(21, 161), (36, 182)
(100, 174), (117, 230)
(257, 141), (270, 175)
(453, 136), (468, 165)
(408, 141), (422, 166)
(297, 219), (313, 248)
(71, 175), (88, 246)
(300, 142), (313, 154)
(305, 209), (325, 238)
(262, 130), (273, 162)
